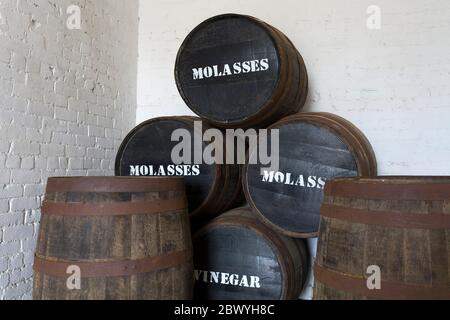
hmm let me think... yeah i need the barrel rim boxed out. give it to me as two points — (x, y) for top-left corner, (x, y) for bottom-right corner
(114, 116), (207, 175)
(46, 176), (186, 193)
(269, 112), (376, 176)
(174, 13), (284, 125)
(324, 176), (450, 200)
(326, 176), (450, 184)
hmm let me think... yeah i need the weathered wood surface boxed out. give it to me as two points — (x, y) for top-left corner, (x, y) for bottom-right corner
(314, 177), (450, 300)
(115, 116), (244, 228)
(193, 207), (309, 300)
(244, 112), (377, 238)
(33, 177), (193, 300)
(175, 14), (308, 129)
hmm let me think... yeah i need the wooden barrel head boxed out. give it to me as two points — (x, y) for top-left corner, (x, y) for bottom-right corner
(194, 224), (284, 300)
(115, 117), (216, 214)
(176, 14), (280, 124)
(193, 208), (308, 300)
(175, 14), (308, 128)
(244, 113), (376, 237)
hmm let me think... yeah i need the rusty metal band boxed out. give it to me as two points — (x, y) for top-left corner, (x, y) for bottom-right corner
(34, 250), (191, 278)
(42, 197), (187, 216)
(315, 264), (450, 300)
(46, 177), (185, 193)
(325, 181), (450, 201)
(321, 204), (450, 230)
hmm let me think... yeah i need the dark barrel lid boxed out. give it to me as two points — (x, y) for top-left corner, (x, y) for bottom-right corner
(175, 14), (281, 124)
(115, 117), (216, 214)
(245, 119), (360, 237)
(194, 224), (283, 300)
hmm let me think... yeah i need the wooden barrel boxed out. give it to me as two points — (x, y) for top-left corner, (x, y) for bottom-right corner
(315, 177), (450, 300)
(243, 112), (377, 238)
(115, 116), (243, 228)
(33, 177), (193, 300)
(193, 207), (309, 300)
(175, 14), (308, 129)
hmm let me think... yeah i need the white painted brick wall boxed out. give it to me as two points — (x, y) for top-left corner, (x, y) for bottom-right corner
(137, 0), (450, 176)
(0, 0), (138, 299)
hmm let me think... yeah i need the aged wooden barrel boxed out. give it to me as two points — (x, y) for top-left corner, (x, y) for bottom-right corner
(115, 116), (243, 228)
(193, 207), (309, 300)
(175, 14), (308, 129)
(243, 112), (377, 238)
(33, 177), (193, 300)
(315, 177), (450, 300)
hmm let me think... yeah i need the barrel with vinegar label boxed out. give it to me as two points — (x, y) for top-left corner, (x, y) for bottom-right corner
(193, 207), (309, 300)
(33, 177), (193, 300)
(175, 14), (308, 129)
(115, 116), (243, 228)
(315, 177), (450, 300)
(243, 112), (377, 238)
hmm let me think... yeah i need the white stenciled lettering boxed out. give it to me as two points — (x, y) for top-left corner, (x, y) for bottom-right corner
(203, 66), (213, 78)
(192, 68), (204, 80)
(242, 61), (251, 73)
(260, 58), (269, 71)
(129, 165), (140, 176)
(262, 171), (274, 183)
(140, 165), (149, 176)
(233, 62), (242, 74)
(192, 58), (270, 80)
(307, 175), (317, 188)
(261, 170), (327, 190)
(221, 272), (230, 285)
(129, 165), (201, 177)
(223, 64), (232, 76)
(195, 270), (262, 288)
(210, 271), (220, 283)
(250, 276), (261, 289)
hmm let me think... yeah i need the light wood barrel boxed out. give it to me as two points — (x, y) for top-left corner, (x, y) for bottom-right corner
(315, 177), (450, 300)
(33, 177), (193, 300)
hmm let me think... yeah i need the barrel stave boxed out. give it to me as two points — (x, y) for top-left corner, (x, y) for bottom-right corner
(33, 177), (193, 300)
(315, 178), (450, 300)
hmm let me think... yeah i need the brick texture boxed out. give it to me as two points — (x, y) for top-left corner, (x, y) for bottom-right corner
(0, 0), (138, 299)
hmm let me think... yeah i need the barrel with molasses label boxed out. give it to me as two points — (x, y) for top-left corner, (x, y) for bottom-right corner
(175, 14), (308, 128)
(243, 112), (377, 238)
(115, 116), (243, 228)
